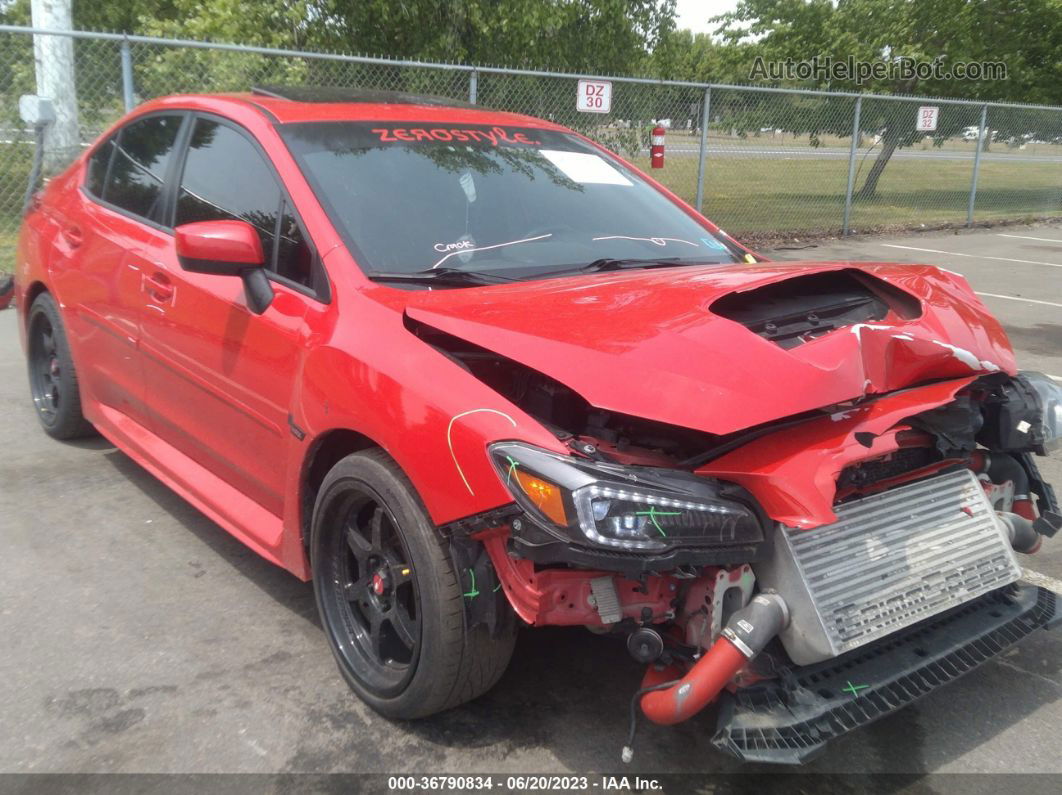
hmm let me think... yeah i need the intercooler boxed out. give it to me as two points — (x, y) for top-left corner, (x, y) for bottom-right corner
(754, 468), (1022, 665)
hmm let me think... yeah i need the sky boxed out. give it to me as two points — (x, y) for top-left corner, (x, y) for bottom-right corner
(674, 0), (741, 35)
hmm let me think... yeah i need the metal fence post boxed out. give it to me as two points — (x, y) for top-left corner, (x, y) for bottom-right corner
(120, 36), (135, 111)
(842, 96), (863, 236)
(468, 69), (478, 104)
(694, 87), (711, 213)
(967, 104), (989, 227)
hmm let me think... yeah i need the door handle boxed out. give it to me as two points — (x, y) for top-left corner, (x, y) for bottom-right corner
(61, 224), (83, 248)
(144, 271), (174, 303)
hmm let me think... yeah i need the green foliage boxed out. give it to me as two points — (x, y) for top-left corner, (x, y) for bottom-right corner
(2, 1), (678, 74)
(304, 0), (676, 73)
(701, 0), (1062, 197)
(715, 0), (1062, 105)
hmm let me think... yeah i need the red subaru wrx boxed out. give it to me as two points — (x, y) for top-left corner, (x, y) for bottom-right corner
(14, 87), (1062, 763)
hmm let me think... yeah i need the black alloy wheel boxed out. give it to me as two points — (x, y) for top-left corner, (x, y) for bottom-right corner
(311, 450), (517, 718)
(324, 488), (421, 694)
(26, 293), (94, 439)
(28, 309), (61, 425)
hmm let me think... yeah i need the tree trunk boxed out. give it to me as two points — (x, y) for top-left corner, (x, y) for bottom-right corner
(856, 127), (900, 200)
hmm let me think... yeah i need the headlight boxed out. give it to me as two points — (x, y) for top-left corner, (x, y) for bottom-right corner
(979, 372), (1062, 454)
(489, 442), (765, 552)
(1025, 372), (1062, 452)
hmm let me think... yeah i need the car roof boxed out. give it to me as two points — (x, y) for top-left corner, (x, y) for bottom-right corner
(137, 89), (568, 130)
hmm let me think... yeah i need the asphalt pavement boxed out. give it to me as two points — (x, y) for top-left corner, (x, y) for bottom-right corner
(1, 224), (1061, 779)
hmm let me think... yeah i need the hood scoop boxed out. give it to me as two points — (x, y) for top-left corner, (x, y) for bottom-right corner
(710, 269), (920, 349)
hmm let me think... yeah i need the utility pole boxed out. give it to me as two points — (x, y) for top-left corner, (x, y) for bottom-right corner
(31, 0), (79, 173)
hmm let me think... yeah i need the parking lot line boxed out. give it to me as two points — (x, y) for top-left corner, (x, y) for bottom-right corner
(974, 291), (1062, 309)
(997, 233), (1062, 243)
(881, 244), (1062, 268)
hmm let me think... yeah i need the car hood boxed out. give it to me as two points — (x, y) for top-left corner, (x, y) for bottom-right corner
(399, 261), (1015, 436)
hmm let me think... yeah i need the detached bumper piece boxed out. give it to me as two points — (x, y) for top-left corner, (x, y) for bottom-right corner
(712, 584), (1059, 764)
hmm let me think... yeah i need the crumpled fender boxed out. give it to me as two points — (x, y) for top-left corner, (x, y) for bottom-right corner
(698, 376), (977, 528)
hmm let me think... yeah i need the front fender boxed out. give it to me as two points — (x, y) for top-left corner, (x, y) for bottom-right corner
(294, 290), (565, 529)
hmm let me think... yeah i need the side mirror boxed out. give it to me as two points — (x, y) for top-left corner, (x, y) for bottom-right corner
(175, 220), (274, 314)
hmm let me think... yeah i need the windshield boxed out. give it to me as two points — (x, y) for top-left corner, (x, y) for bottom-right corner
(279, 121), (742, 282)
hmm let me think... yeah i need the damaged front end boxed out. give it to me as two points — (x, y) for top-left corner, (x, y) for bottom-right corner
(417, 264), (1062, 764)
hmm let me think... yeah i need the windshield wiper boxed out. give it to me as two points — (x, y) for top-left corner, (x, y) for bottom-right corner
(526, 256), (689, 280)
(582, 256), (686, 271)
(367, 267), (515, 287)
(370, 257), (715, 287)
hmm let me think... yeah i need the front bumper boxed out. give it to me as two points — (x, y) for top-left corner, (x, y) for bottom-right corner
(712, 583), (1060, 764)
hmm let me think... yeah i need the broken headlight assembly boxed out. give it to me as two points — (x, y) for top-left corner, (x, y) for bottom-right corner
(489, 442), (766, 561)
(979, 371), (1062, 454)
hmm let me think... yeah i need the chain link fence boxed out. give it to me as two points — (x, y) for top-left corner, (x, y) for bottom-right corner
(3, 25), (1062, 271)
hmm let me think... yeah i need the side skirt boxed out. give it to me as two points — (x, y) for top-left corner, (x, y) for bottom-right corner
(90, 401), (290, 572)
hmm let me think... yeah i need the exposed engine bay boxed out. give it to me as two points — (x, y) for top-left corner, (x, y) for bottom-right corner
(409, 265), (1062, 764)
(410, 317), (719, 466)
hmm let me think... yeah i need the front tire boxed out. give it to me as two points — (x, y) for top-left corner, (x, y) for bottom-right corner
(26, 293), (95, 440)
(310, 449), (516, 718)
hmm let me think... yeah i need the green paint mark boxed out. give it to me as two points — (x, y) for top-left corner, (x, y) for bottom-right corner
(493, 583), (502, 592)
(634, 506), (682, 537)
(842, 681), (869, 697)
(463, 570), (480, 599)
(505, 456), (519, 485)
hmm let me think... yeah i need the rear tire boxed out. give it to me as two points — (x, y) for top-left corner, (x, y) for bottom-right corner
(26, 293), (95, 440)
(310, 449), (516, 719)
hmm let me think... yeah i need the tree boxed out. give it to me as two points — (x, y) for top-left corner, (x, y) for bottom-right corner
(3, 1), (678, 74)
(1, 0), (680, 151)
(709, 0), (1062, 198)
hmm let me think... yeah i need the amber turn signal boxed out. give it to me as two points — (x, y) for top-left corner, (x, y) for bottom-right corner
(512, 468), (569, 526)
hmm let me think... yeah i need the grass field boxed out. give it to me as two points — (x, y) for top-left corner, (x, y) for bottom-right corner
(1, 144), (31, 276)
(634, 154), (1062, 238)
(1, 142), (1059, 273)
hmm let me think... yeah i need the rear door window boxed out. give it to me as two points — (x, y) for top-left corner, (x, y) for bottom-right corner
(102, 114), (183, 221)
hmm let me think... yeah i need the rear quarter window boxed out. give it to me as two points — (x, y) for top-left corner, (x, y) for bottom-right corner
(84, 137), (115, 198)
